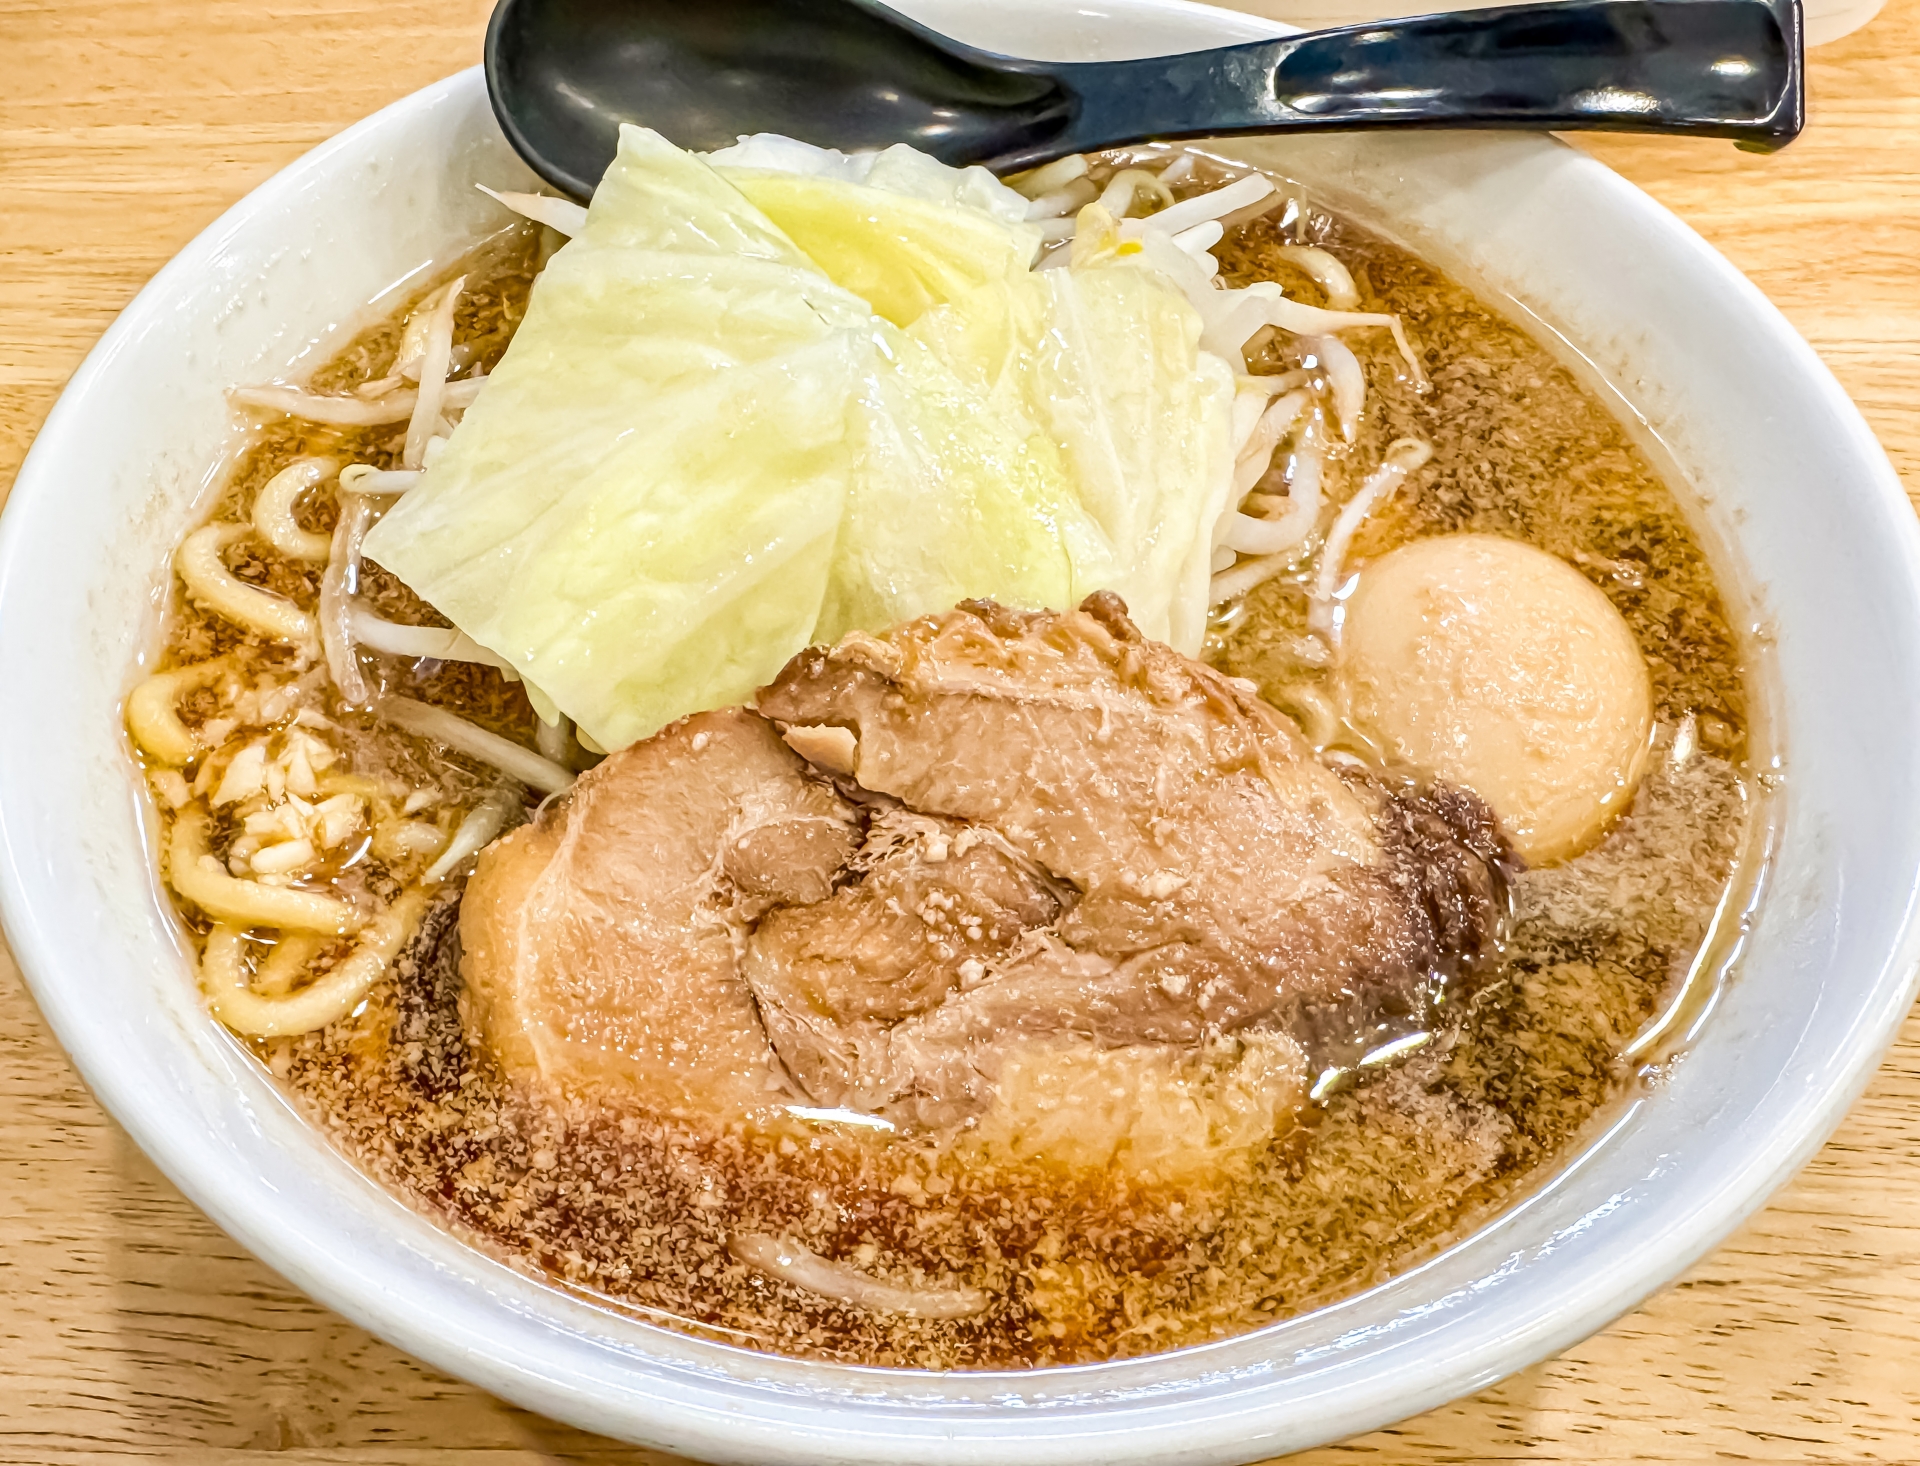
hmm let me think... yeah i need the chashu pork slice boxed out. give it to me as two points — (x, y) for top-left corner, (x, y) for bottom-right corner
(460, 707), (858, 1116)
(458, 593), (1507, 1168)
(740, 808), (1070, 1127)
(754, 593), (1511, 1113)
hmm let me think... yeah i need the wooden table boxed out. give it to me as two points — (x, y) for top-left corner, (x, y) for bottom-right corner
(4, 1), (1918, 1460)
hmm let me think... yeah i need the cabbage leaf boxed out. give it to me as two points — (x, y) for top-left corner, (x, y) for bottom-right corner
(367, 126), (1233, 751)
(714, 147), (1110, 645)
(362, 127), (868, 749)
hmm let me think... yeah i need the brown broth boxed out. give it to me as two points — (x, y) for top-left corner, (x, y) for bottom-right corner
(134, 162), (1757, 1370)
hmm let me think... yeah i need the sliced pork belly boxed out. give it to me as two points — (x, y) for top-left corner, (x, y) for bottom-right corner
(740, 809), (1065, 1122)
(459, 707), (857, 1115)
(757, 594), (1510, 1067)
(460, 596), (1509, 1163)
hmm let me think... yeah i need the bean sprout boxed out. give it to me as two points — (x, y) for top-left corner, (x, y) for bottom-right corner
(126, 655), (238, 765)
(231, 378), (484, 428)
(478, 184), (588, 238)
(534, 713), (571, 765)
(1096, 167), (1174, 219)
(1213, 187), (1288, 239)
(1209, 549), (1295, 603)
(319, 495), (375, 704)
(231, 385), (415, 426)
(177, 524), (318, 654)
(1195, 284), (1422, 384)
(423, 789), (521, 883)
(168, 805), (364, 935)
(1229, 384), (1271, 457)
(1011, 154), (1089, 198)
(1305, 333), (1366, 439)
(1244, 285), (1425, 387)
(1024, 177), (1098, 221)
(1147, 173), (1273, 237)
(1171, 219), (1225, 257)
(404, 275), (464, 471)
(1265, 440), (1325, 548)
(199, 886), (429, 1037)
(1232, 390), (1311, 496)
(1308, 438), (1434, 638)
(1211, 442), (1326, 599)
(250, 457), (338, 562)
(1277, 245), (1361, 310)
(1254, 369), (1311, 401)
(377, 695), (574, 795)
(729, 1234), (988, 1318)
(1223, 507), (1310, 559)
(393, 284), (445, 384)
(349, 607), (517, 672)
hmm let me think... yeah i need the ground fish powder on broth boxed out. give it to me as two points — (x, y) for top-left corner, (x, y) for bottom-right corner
(134, 158), (1757, 1369)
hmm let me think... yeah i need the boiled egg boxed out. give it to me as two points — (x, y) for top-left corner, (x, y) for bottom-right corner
(1337, 533), (1653, 864)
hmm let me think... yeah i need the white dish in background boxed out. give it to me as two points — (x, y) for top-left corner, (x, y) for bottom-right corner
(3, 2), (1918, 1462)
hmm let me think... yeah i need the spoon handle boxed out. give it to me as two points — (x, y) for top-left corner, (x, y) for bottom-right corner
(1021, 0), (1801, 167)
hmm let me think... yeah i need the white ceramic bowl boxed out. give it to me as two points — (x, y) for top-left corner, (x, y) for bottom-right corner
(5, 3), (1919, 1461)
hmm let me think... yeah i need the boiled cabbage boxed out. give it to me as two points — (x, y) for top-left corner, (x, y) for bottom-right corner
(712, 150), (1117, 642)
(903, 259), (1235, 650)
(720, 167), (1037, 329)
(717, 144), (1233, 649)
(821, 320), (1113, 645)
(367, 126), (1234, 750)
(362, 128), (869, 748)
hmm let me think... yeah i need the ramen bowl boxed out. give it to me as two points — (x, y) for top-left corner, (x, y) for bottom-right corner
(3, 1), (1918, 1460)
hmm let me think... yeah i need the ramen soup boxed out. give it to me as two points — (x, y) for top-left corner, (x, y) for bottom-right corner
(126, 132), (1759, 1368)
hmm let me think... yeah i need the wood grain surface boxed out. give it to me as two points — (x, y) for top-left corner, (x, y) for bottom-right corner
(3, 0), (1918, 1460)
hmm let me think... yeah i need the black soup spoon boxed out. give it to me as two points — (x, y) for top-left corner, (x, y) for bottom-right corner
(486, 0), (1804, 200)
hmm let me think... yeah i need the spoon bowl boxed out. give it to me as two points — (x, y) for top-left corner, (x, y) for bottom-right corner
(486, 0), (1802, 198)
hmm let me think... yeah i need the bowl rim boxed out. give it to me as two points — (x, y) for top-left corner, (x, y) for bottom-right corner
(6, 5), (1920, 1461)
